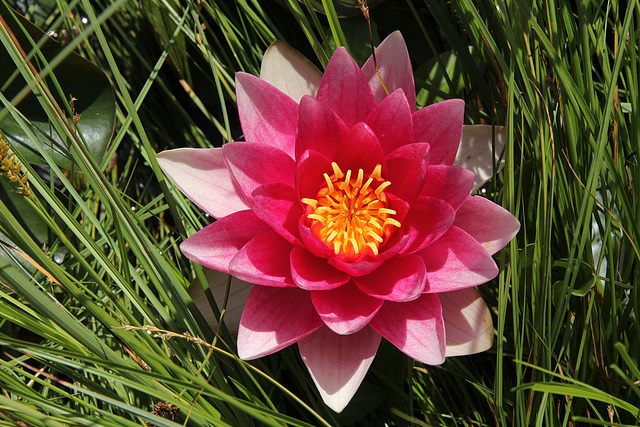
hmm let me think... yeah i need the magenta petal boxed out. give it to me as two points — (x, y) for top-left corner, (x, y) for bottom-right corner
(364, 89), (414, 154)
(418, 226), (499, 293)
(311, 282), (383, 335)
(296, 96), (349, 160)
(453, 196), (520, 255)
(327, 256), (384, 277)
(250, 183), (302, 245)
(229, 231), (296, 287)
(298, 326), (381, 413)
(413, 99), (465, 165)
(369, 293), (445, 365)
(295, 149), (332, 200)
(385, 142), (430, 203)
(354, 255), (426, 302)
(419, 165), (475, 211)
(156, 148), (248, 219)
(290, 247), (350, 291)
(236, 72), (298, 157)
(316, 47), (377, 127)
(398, 196), (455, 256)
(181, 210), (271, 274)
(362, 31), (416, 111)
(224, 141), (296, 199)
(238, 286), (323, 359)
(440, 287), (494, 357)
(332, 123), (385, 175)
(299, 220), (337, 259)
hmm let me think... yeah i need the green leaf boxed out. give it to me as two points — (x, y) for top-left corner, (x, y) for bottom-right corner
(0, 3), (115, 169)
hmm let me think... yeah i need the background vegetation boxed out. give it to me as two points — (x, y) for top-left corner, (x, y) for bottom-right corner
(1, 0), (639, 425)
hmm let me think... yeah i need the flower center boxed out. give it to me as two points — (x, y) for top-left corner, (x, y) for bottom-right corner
(302, 162), (401, 260)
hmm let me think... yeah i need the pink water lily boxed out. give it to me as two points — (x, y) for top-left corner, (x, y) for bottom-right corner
(157, 31), (519, 412)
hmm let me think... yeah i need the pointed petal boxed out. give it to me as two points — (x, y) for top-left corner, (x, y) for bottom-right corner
(238, 286), (323, 359)
(455, 125), (506, 190)
(311, 282), (383, 335)
(299, 219), (338, 259)
(188, 269), (253, 335)
(364, 89), (414, 154)
(157, 148), (248, 219)
(454, 196), (520, 255)
(385, 142), (430, 203)
(398, 196), (455, 256)
(236, 72), (298, 157)
(362, 31), (416, 111)
(332, 122), (385, 174)
(413, 99), (465, 165)
(299, 326), (381, 413)
(354, 255), (426, 302)
(295, 149), (332, 200)
(181, 210), (271, 273)
(418, 226), (499, 293)
(369, 293), (445, 365)
(327, 256), (384, 277)
(250, 183), (303, 245)
(418, 165), (475, 211)
(296, 96), (349, 160)
(229, 231), (296, 287)
(290, 247), (351, 291)
(224, 141), (296, 199)
(316, 47), (376, 127)
(260, 41), (323, 102)
(441, 287), (494, 356)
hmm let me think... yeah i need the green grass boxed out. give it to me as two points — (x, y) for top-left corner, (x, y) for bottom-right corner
(1, 0), (639, 425)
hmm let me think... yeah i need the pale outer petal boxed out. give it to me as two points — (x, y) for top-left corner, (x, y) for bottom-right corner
(298, 326), (381, 413)
(188, 268), (252, 335)
(440, 287), (494, 357)
(260, 41), (323, 103)
(454, 125), (506, 191)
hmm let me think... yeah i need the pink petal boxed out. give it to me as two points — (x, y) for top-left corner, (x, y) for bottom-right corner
(455, 125), (506, 191)
(290, 247), (350, 291)
(369, 293), (445, 365)
(364, 89), (414, 154)
(295, 149), (332, 200)
(440, 287), (494, 357)
(296, 96), (349, 160)
(156, 148), (248, 219)
(398, 196), (455, 255)
(260, 41), (322, 102)
(316, 47), (377, 128)
(250, 183), (303, 245)
(332, 122), (385, 175)
(188, 268), (252, 335)
(418, 226), (499, 293)
(181, 210), (271, 274)
(298, 326), (381, 413)
(311, 282), (383, 335)
(238, 286), (323, 359)
(362, 31), (416, 111)
(299, 219), (338, 259)
(229, 231), (296, 287)
(453, 196), (520, 255)
(353, 255), (426, 302)
(418, 165), (475, 211)
(235, 72), (298, 157)
(223, 141), (296, 200)
(327, 256), (385, 277)
(413, 99), (465, 165)
(384, 142), (430, 203)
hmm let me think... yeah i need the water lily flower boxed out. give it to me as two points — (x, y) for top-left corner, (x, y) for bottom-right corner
(157, 31), (520, 413)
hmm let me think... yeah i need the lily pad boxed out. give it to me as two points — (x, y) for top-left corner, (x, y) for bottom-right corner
(0, 3), (115, 169)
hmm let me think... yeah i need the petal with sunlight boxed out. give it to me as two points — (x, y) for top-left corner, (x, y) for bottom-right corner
(369, 293), (445, 365)
(440, 287), (494, 356)
(364, 89), (414, 155)
(296, 96), (349, 160)
(299, 326), (381, 413)
(353, 255), (427, 302)
(229, 231), (296, 287)
(290, 247), (351, 291)
(250, 183), (303, 245)
(260, 40), (323, 102)
(238, 286), (323, 359)
(413, 99), (464, 166)
(156, 148), (248, 219)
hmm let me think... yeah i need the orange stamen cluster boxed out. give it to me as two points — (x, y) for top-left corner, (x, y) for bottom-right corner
(302, 162), (401, 261)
